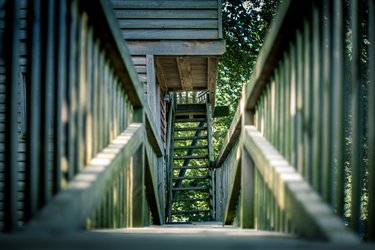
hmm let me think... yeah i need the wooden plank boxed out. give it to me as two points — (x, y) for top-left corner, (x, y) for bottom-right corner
(3, 0), (20, 232)
(122, 29), (218, 40)
(176, 57), (193, 91)
(118, 19), (218, 29)
(217, 0), (223, 39)
(24, 124), (143, 232)
(114, 10), (217, 19)
(155, 58), (168, 91)
(111, 1), (217, 10)
(25, 0), (41, 221)
(171, 210), (210, 215)
(368, 0), (375, 240)
(145, 107), (163, 157)
(243, 126), (359, 242)
(127, 40), (225, 56)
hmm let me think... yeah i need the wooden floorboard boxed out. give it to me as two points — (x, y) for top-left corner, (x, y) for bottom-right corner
(1, 223), (373, 250)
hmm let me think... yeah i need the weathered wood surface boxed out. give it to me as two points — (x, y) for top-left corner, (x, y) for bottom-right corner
(243, 126), (358, 243)
(127, 40), (225, 56)
(1, 224), (372, 250)
(24, 124), (143, 232)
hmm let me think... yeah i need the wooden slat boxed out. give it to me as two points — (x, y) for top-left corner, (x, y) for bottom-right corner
(207, 57), (217, 107)
(3, 0), (20, 232)
(118, 19), (218, 29)
(172, 175), (210, 181)
(173, 155), (208, 160)
(114, 10), (217, 19)
(122, 29), (219, 40)
(350, 0), (364, 233)
(172, 187), (209, 192)
(24, 124), (143, 232)
(127, 40), (225, 56)
(40, 0), (55, 204)
(368, 0), (375, 240)
(243, 126), (359, 242)
(174, 135), (207, 141)
(173, 165), (208, 170)
(25, 0), (41, 221)
(171, 210), (210, 215)
(112, 1), (217, 10)
(174, 127), (207, 132)
(53, 0), (67, 194)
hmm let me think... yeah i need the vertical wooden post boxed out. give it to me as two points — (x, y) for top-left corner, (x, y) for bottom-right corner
(368, 0), (375, 240)
(4, 0), (20, 232)
(25, 0), (41, 221)
(147, 55), (156, 121)
(40, 0), (55, 204)
(54, 0), (68, 193)
(350, 0), (364, 233)
(131, 107), (145, 227)
(332, 0), (345, 218)
(240, 96), (254, 228)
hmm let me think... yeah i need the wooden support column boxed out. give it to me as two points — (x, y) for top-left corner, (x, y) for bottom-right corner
(240, 101), (254, 228)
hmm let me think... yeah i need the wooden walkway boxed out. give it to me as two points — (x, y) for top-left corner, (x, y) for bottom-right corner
(1, 223), (373, 250)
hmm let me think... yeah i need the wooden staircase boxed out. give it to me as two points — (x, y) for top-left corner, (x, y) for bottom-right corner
(166, 101), (214, 222)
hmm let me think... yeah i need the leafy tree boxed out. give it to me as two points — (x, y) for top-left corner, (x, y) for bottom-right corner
(214, 0), (281, 157)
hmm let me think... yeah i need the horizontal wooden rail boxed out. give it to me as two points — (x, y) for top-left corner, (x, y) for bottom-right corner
(243, 126), (358, 242)
(24, 124), (143, 232)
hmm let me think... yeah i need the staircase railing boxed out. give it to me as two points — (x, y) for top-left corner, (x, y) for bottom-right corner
(0, 0), (163, 232)
(215, 0), (374, 242)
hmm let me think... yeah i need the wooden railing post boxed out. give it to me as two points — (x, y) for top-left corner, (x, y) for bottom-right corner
(240, 97), (255, 228)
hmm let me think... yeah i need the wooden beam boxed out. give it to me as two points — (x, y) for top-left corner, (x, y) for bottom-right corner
(155, 57), (168, 91)
(176, 57), (193, 91)
(207, 57), (218, 105)
(126, 40), (225, 56)
(145, 107), (163, 157)
(243, 126), (359, 242)
(24, 124), (143, 232)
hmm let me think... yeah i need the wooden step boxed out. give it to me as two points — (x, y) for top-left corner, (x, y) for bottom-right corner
(174, 135), (207, 141)
(174, 127), (207, 132)
(173, 165), (208, 170)
(172, 175), (210, 181)
(174, 145), (208, 151)
(172, 186), (209, 191)
(175, 118), (206, 123)
(173, 154), (208, 160)
(173, 198), (210, 202)
(171, 210), (210, 215)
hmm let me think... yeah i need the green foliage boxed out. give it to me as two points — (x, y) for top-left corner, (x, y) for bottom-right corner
(214, 0), (281, 157)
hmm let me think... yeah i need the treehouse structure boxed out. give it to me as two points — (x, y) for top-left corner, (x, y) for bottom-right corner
(0, 0), (374, 249)
(111, 0), (225, 222)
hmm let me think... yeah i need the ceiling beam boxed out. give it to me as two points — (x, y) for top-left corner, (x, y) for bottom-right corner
(176, 57), (193, 91)
(155, 57), (168, 91)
